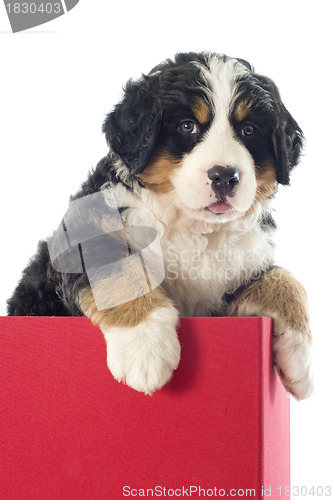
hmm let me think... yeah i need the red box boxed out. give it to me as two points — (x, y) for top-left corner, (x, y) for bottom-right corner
(0, 317), (289, 499)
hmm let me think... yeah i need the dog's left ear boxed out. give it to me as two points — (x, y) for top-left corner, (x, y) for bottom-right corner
(273, 101), (304, 185)
(103, 76), (162, 176)
(257, 75), (304, 185)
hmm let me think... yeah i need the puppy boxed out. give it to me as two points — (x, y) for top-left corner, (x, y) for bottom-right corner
(7, 52), (313, 399)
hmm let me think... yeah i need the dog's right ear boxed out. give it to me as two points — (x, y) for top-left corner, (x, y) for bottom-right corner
(103, 76), (163, 176)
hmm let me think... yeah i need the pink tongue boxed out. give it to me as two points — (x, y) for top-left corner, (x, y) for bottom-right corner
(207, 201), (231, 214)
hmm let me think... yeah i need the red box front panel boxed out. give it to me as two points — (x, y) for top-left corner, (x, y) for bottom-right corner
(0, 317), (289, 499)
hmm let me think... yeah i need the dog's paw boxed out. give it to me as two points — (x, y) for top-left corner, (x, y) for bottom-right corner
(273, 325), (313, 400)
(102, 306), (180, 394)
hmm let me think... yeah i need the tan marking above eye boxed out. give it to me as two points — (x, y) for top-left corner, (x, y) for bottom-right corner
(191, 98), (211, 124)
(234, 99), (252, 122)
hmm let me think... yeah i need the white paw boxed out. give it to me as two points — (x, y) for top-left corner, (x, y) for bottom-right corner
(230, 301), (314, 400)
(102, 306), (180, 394)
(273, 325), (314, 400)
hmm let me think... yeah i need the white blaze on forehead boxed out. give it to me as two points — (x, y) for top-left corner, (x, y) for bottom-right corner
(198, 55), (250, 166)
(204, 55), (239, 116)
(171, 56), (257, 216)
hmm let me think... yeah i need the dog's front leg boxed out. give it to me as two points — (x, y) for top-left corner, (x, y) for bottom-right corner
(228, 268), (313, 400)
(79, 286), (180, 394)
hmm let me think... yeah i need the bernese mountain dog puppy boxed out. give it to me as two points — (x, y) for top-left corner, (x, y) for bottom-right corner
(7, 52), (313, 399)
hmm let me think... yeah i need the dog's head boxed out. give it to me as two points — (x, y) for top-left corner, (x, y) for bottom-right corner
(103, 52), (303, 222)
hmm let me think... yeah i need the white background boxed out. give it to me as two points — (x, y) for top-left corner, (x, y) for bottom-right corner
(0, 0), (332, 495)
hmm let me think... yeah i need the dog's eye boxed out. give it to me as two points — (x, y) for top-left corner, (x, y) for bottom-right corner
(179, 120), (198, 135)
(241, 123), (256, 137)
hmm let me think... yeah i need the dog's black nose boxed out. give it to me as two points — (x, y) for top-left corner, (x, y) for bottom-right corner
(207, 165), (239, 198)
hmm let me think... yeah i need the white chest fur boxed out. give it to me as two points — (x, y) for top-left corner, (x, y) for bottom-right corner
(106, 185), (275, 317)
(161, 221), (274, 316)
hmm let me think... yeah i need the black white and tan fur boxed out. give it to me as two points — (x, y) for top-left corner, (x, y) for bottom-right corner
(7, 52), (313, 399)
